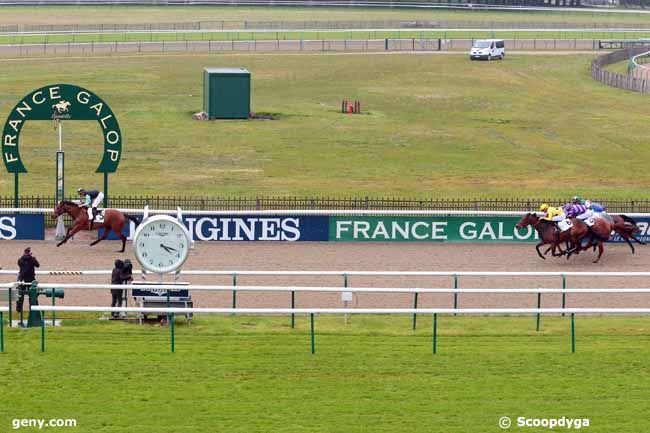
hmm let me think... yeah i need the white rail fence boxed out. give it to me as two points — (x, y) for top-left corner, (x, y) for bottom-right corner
(3, 272), (650, 354)
(25, 305), (650, 355)
(3, 271), (650, 330)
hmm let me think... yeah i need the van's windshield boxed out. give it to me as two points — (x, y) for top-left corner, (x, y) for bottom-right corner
(473, 41), (491, 48)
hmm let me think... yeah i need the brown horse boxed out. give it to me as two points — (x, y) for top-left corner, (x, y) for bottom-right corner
(611, 214), (646, 254)
(568, 217), (612, 263)
(515, 213), (587, 260)
(54, 201), (139, 252)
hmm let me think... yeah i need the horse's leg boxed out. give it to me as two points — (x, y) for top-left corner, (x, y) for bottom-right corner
(57, 224), (82, 247)
(535, 242), (546, 260)
(543, 245), (553, 255)
(623, 236), (635, 254)
(632, 235), (647, 246)
(593, 241), (604, 263)
(90, 225), (109, 247)
(118, 232), (127, 253)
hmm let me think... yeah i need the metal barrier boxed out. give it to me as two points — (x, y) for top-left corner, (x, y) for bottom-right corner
(0, 38), (606, 57)
(4, 272), (650, 335)
(31, 305), (650, 355)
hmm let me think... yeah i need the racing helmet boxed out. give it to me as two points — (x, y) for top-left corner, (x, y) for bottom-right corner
(539, 203), (549, 212)
(571, 195), (582, 204)
(77, 188), (85, 194)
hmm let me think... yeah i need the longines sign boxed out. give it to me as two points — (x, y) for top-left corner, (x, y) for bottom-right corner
(2, 84), (122, 174)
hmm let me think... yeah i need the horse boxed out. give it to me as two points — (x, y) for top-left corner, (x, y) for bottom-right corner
(53, 201), (139, 252)
(515, 213), (586, 260)
(566, 216), (613, 263)
(611, 214), (646, 254)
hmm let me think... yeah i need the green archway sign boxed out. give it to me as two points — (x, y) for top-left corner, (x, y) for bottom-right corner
(2, 84), (122, 206)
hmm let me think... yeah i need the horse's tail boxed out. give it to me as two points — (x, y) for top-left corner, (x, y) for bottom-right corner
(125, 214), (141, 227)
(619, 214), (639, 234)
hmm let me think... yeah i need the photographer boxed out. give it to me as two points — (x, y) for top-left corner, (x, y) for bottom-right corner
(110, 259), (133, 319)
(16, 247), (39, 313)
(110, 259), (124, 318)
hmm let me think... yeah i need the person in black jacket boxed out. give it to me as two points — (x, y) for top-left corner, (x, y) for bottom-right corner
(110, 259), (133, 318)
(110, 259), (124, 318)
(16, 247), (39, 313)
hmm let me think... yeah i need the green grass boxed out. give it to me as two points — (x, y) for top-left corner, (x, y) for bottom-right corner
(3, 29), (650, 44)
(1, 315), (650, 432)
(1, 52), (648, 199)
(3, 5), (650, 26)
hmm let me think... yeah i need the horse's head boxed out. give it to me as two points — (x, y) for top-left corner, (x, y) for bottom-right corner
(53, 200), (76, 218)
(515, 213), (537, 230)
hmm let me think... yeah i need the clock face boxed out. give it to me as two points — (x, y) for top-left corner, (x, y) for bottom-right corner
(133, 216), (190, 274)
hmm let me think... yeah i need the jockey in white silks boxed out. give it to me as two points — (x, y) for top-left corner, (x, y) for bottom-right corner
(78, 188), (104, 229)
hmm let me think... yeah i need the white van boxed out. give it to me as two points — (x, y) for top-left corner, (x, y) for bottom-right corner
(469, 39), (505, 61)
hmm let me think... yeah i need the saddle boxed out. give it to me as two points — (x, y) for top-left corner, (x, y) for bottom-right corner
(557, 219), (573, 232)
(89, 208), (105, 223)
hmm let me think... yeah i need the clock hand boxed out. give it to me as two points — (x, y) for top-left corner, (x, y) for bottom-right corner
(160, 243), (178, 253)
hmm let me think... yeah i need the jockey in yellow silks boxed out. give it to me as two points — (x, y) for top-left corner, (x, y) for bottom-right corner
(539, 203), (565, 222)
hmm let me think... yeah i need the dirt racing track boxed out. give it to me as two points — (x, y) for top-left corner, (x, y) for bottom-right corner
(2, 239), (649, 310)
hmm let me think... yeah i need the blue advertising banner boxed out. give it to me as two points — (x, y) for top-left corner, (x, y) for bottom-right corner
(0, 214), (45, 240)
(103, 215), (329, 242)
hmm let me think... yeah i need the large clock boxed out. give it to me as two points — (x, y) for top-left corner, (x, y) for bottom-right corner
(133, 214), (191, 274)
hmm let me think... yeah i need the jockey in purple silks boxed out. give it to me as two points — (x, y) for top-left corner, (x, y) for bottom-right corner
(563, 203), (593, 222)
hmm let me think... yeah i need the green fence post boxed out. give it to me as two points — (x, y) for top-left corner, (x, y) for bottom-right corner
(290, 290), (295, 329)
(343, 273), (348, 289)
(453, 274), (458, 316)
(412, 292), (419, 331)
(571, 313), (576, 353)
(232, 273), (238, 311)
(51, 288), (56, 327)
(8, 286), (12, 328)
(170, 312), (175, 353)
(433, 313), (438, 355)
(536, 292), (542, 332)
(1, 311), (4, 353)
(310, 313), (315, 355)
(40, 312), (45, 353)
(561, 274), (567, 317)
(166, 289), (171, 325)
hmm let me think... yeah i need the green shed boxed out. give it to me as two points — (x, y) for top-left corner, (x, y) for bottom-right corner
(203, 67), (251, 119)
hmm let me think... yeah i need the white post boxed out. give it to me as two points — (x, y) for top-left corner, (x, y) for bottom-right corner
(55, 120), (66, 241)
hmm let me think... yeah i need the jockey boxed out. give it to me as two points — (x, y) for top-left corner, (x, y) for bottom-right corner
(584, 199), (605, 213)
(539, 203), (565, 222)
(564, 200), (593, 222)
(78, 188), (104, 229)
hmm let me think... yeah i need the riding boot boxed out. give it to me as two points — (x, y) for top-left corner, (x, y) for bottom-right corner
(89, 216), (94, 230)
